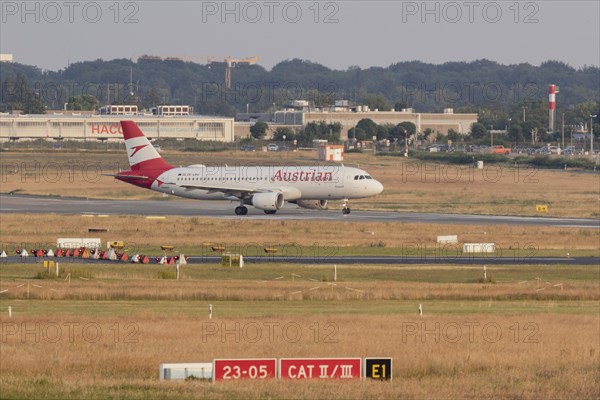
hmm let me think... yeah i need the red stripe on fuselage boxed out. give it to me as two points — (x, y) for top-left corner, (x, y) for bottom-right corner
(116, 159), (172, 189)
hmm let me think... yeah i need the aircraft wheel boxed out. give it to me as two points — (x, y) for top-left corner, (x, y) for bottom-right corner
(235, 206), (248, 216)
(264, 210), (277, 215)
(342, 207), (351, 215)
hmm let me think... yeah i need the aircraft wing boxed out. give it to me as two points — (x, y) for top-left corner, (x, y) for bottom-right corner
(179, 183), (301, 200)
(179, 183), (266, 198)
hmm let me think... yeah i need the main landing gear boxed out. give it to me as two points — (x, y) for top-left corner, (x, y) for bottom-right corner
(342, 198), (351, 215)
(264, 210), (277, 215)
(234, 206), (248, 215)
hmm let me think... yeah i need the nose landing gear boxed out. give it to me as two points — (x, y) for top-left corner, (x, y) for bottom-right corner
(342, 198), (351, 215)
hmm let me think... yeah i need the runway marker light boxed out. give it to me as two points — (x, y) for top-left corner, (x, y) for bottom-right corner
(418, 304), (423, 319)
(209, 304), (213, 320)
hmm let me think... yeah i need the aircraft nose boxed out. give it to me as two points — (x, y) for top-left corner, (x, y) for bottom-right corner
(372, 180), (384, 195)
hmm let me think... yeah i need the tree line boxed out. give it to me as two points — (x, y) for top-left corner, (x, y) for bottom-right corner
(1, 58), (598, 137)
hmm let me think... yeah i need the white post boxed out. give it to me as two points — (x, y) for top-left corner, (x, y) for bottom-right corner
(483, 265), (487, 281)
(8, 306), (12, 317)
(56, 262), (60, 277)
(333, 265), (337, 282)
(176, 262), (180, 280)
(208, 304), (213, 320)
(418, 304), (423, 319)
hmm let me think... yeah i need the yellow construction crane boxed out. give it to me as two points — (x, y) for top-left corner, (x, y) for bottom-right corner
(209, 56), (259, 89)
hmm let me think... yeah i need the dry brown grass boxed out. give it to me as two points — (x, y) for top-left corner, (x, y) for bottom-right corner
(0, 312), (598, 399)
(1, 150), (599, 217)
(0, 262), (598, 399)
(1, 278), (598, 302)
(1, 213), (598, 255)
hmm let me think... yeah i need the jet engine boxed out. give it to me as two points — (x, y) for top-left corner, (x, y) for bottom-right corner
(296, 200), (328, 210)
(252, 192), (284, 211)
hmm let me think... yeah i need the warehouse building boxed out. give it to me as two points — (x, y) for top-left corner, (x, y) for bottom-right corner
(0, 115), (235, 142)
(236, 103), (478, 139)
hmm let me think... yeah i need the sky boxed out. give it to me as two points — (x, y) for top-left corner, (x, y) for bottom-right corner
(1, 0), (599, 71)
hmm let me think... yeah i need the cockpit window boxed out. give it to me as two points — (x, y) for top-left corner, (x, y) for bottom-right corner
(359, 176), (365, 180)
(354, 175), (359, 180)
(365, 175), (373, 179)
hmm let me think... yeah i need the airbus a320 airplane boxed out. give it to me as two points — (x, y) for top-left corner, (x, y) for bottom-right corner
(111, 121), (383, 215)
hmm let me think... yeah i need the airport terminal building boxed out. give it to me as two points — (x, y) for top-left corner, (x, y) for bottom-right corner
(275, 109), (477, 138)
(237, 104), (478, 139)
(0, 115), (235, 142)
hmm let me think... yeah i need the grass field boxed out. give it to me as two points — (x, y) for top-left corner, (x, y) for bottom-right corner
(1, 149), (599, 217)
(1, 213), (599, 258)
(1, 262), (599, 399)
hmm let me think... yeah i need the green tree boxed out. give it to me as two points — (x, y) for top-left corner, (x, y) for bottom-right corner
(295, 121), (341, 145)
(397, 121), (417, 136)
(2, 74), (46, 114)
(422, 128), (434, 141)
(250, 121), (268, 139)
(348, 127), (363, 141)
(376, 124), (390, 140)
(356, 118), (378, 139)
(273, 126), (295, 141)
(508, 125), (524, 143)
(394, 101), (408, 111)
(575, 101), (599, 122)
(67, 95), (100, 111)
(470, 122), (487, 139)
(141, 88), (163, 110)
(362, 93), (390, 111)
(447, 128), (460, 142)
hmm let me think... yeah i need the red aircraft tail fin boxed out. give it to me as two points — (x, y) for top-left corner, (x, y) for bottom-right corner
(120, 120), (172, 172)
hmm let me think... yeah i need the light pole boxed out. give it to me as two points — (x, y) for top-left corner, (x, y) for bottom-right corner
(522, 106), (527, 122)
(490, 125), (493, 146)
(591, 115), (597, 154)
(561, 113), (565, 149)
(283, 134), (286, 150)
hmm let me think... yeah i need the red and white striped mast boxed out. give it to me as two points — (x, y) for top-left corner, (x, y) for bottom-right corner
(548, 84), (558, 132)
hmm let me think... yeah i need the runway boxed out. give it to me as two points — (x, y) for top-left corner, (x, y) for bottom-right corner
(1, 194), (598, 228)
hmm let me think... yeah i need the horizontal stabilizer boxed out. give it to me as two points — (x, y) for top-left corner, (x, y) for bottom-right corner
(103, 173), (149, 180)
